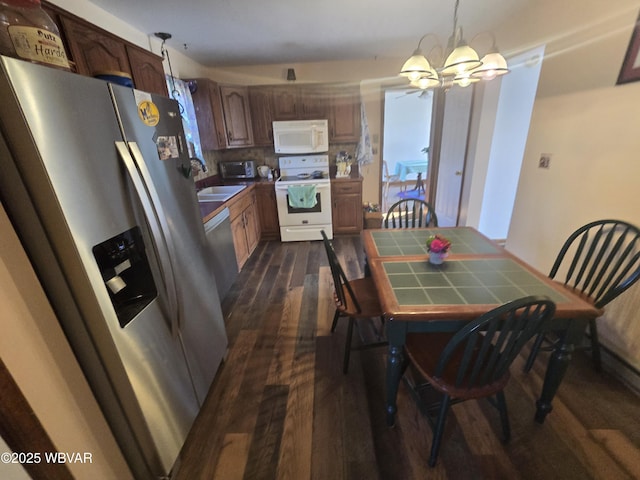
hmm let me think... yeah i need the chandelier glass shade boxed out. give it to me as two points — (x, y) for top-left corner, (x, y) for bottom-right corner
(399, 0), (509, 89)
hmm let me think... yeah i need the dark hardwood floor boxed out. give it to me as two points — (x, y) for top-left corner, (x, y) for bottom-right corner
(173, 237), (640, 480)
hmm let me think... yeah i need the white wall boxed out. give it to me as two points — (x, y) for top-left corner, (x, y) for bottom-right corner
(507, 82), (640, 371)
(475, 46), (544, 239)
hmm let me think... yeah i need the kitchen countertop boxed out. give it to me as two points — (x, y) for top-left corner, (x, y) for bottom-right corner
(196, 177), (275, 223)
(198, 200), (227, 224)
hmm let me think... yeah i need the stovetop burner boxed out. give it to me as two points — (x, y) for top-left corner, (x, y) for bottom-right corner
(278, 174), (329, 184)
(277, 154), (330, 184)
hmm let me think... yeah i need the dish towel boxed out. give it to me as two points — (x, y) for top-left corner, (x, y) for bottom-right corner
(287, 185), (317, 208)
(355, 102), (373, 168)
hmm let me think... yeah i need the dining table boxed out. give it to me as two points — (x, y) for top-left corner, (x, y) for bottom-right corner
(394, 160), (428, 193)
(361, 227), (602, 426)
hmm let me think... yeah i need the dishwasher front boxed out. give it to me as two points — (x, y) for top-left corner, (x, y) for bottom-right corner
(203, 207), (238, 300)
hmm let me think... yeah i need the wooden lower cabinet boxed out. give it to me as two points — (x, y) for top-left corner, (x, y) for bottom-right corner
(254, 183), (280, 240)
(228, 188), (260, 270)
(331, 178), (363, 234)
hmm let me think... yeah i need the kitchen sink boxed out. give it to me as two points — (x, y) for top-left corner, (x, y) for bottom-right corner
(197, 185), (246, 202)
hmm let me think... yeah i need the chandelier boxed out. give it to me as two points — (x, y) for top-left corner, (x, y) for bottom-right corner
(399, 0), (509, 89)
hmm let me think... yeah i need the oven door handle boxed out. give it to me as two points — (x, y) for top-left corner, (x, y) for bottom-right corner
(275, 182), (330, 191)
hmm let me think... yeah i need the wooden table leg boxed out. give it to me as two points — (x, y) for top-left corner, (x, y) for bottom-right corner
(385, 320), (409, 427)
(534, 319), (586, 423)
(385, 344), (403, 426)
(409, 172), (425, 193)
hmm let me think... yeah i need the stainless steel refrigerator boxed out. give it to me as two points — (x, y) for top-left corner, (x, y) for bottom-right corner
(0, 56), (228, 479)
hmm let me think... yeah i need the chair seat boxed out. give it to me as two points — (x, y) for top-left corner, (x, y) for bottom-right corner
(336, 277), (383, 318)
(405, 332), (510, 400)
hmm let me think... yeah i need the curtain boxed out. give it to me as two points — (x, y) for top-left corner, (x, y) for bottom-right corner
(355, 102), (373, 167)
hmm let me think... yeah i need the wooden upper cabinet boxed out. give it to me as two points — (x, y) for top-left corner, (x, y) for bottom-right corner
(125, 45), (168, 96)
(271, 85), (328, 121)
(219, 85), (254, 148)
(329, 85), (361, 143)
(271, 87), (299, 120)
(189, 79), (254, 150)
(58, 15), (131, 77)
(41, 2), (167, 96)
(299, 86), (327, 119)
(188, 78), (227, 150)
(249, 86), (274, 146)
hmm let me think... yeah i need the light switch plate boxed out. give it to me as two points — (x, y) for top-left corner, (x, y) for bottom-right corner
(539, 154), (551, 169)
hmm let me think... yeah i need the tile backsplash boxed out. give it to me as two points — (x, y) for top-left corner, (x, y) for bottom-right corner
(193, 142), (358, 183)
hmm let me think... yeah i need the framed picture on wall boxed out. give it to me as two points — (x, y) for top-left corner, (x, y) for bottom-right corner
(617, 12), (640, 85)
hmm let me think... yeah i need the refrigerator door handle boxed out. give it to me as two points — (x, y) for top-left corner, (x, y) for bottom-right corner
(115, 141), (181, 336)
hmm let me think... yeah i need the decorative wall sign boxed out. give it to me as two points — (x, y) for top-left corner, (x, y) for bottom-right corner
(617, 12), (640, 85)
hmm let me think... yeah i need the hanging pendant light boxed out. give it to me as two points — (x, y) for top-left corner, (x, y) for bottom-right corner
(471, 51), (509, 79)
(399, 34), (439, 82)
(440, 27), (482, 76)
(398, 0), (508, 90)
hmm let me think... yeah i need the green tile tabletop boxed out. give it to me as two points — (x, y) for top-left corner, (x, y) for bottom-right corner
(362, 226), (602, 321)
(383, 258), (568, 307)
(367, 227), (502, 257)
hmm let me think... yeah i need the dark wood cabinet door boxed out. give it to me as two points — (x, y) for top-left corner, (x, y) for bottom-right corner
(58, 16), (131, 77)
(271, 87), (299, 120)
(126, 45), (168, 96)
(249, 87), (274, 146)
(188, 78), (227, 150)
(244, 197), (260, 253)
(220, 86), (254, 147)
(332, 179), (363, 234)
(255, 183), (279, 239)
(329, 86), (361, 143)
(299, 86), (327, 119)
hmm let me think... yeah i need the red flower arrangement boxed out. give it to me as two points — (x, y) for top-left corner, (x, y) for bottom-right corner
(426, 235), (452, 254)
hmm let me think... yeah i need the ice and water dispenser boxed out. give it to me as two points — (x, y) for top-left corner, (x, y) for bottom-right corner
(93, 227), (157, 328)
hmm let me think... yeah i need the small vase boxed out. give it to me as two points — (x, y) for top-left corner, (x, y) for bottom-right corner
(429, 252), (446, 265)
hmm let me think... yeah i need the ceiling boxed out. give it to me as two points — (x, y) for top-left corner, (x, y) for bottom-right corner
(86, 0), (532, 67)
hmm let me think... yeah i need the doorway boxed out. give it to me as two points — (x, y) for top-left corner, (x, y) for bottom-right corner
(381, 88), (433, 212)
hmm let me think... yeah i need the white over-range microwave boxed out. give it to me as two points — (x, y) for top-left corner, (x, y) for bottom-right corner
(272, 119), (329, 154)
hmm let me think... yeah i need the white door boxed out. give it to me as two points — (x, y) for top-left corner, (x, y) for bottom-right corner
(434, 86), (473, 226)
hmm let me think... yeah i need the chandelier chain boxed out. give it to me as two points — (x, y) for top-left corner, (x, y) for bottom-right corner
(452, 0), (459, 37)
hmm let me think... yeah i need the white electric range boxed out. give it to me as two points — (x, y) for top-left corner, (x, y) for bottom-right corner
(275, 154), (332, 241)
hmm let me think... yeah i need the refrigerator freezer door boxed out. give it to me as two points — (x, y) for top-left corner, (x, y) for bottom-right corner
(110, 85), (228, 403)
(0, 56), (215, 477)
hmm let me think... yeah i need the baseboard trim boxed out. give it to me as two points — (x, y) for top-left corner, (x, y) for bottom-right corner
(591, 336), (640, 395)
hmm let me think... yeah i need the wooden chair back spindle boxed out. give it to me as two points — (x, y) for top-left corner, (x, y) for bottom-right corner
(384, 199), (438, 229)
